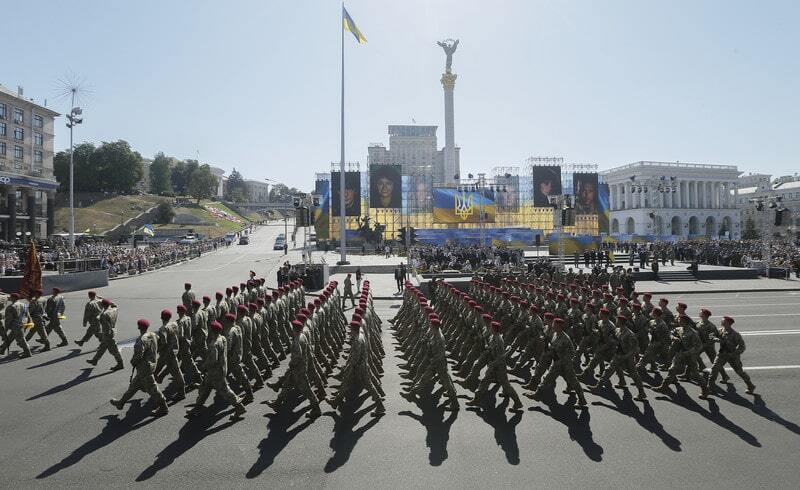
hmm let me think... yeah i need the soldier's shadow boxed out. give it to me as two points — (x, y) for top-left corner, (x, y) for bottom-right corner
(246, 396), (315, 478)
(323, 394), (382, 473)
(27, 348), (87, 369)
(37, 400), (156, 479)
(399, 395), (459, 467)
(719, 386), (800, 436)
(589, 387), (682, 451)
(27, 367), (116, 401)
(654, 385), (761, 447)
(466, 387), (522, 465)
(136, 397), (239, 481)
(529, 392), (603, 462)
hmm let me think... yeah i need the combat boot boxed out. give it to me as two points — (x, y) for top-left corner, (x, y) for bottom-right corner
(57, 340), (69, 347)
(86, 358), (98, 366)
(41, 343), (51, 352)
(74, 339), (85, 346)
(110, 398), (125, 410)
(230, 403), (247, 419)
(371, 403), (386, 417)
(307, 404), (322, 419)
(110, 363), (124, 371)
(152, 405), (169, 417)
(745, 383), (756, 395)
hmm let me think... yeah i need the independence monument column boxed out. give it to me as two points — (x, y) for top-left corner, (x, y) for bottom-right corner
(438, 39), (459, 185)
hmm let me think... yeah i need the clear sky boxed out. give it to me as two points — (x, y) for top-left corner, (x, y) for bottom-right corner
(7, 0), (799, 189)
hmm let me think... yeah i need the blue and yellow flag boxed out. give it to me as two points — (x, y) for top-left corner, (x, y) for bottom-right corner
(343, 6), (367, 44)
(432, 188), (496, 224)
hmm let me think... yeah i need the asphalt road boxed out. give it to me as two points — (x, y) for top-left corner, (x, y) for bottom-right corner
(1, 226), (798, 488)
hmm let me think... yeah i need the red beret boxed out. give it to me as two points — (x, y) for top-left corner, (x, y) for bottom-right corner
(660, 298), (669, 304)
(52, 287), (61, 294)
(600, 308), (610, 315)
(700, 309), (711, 317)
(491, 321), (502, 331)
(176, 304), (187, 313)
(232, 286), (239, 293)
(226, 287), (233, 294)
(257, 298), (265, 306)
(474, 306), (484, 312)
(553, 318), (565, 326)
(185, 283), (192, 289)
(723, 316), (734, 324)
(297, 313), (308, 322)
(314, 298), (321, 306)
(632, 303), (642, 310)
(202, 295), (211, 302)
(292, 319), (304, 329)
(570, 298), (579, 304)
(210, 320), (223, 332)
(224, 313), (236, 322)
(160, 309), (172, 319)
(482, 313), (493, 321)
(10, 293), (19, 300)
(192, 299), (201, 307)
(652, 307), (663, 315)
(88, 290), (97, 298)
(431, 318), (441, 326)
(677, 302), (687, 309)
(350, 320), (361, 328)
(530, 305), (539, 312)
(137, 319), (150, 330)
(102, 298), (112, 307)
(617, 315), (628, 322)
(300, 308), (310, 316)
(619, 298), (628, 304)
(543, 312), (555, 319)
(248, 303), (257, 311)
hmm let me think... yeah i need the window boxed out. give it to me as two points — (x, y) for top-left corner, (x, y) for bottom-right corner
(0, 103), (6, 119)
(0, 122), (5, 136)
(34, 132), (43, 146)
(13, 108), (23, 124)
(14, 145), (23, 159)
(34, 150), (43, 164)
(0, 141), (5, 156)
(33, 115), (43, 128)
(13, 127), (23, 141)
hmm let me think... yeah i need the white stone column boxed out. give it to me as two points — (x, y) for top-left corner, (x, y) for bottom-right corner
(441, 72), (457, 184)
(624, 182), (631, 209)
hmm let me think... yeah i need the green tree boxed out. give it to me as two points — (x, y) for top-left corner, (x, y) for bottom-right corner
(53, 143), (98, 192)
(742, 217), (760, 240)
(92, 140), (143, 194)
(149, 152), (172, 195)
(155, 201), (175, 224)
(187, 164), (218, 204)
(225, 168), (249, 202)
(171, 160), (187, 195)
(268, 183), (301, 203)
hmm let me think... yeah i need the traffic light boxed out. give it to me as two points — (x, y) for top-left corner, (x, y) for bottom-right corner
(409, 227), (418, 244)
(561, 208), (575, 227)
(397, 226), (408, 242)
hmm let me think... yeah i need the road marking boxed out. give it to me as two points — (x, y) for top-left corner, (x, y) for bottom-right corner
(718, 365), (800, 371)
(693, 303), (800, 308)
(740, 330), (800, 336)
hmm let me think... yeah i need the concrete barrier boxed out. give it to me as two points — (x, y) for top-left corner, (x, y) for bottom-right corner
(0, 269), (109, 294)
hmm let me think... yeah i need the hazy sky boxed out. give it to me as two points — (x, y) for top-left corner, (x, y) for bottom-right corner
(8, 0), (799, 189)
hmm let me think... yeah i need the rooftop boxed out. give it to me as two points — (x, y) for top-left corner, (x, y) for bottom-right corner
(603, 161), (740, 174)
(0, 83), (60, 116)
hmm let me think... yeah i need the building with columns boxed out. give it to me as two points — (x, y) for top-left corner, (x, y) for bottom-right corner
(602, 161), (741, 239)
(737, 173), (800, 237)
(0, 84), (59, 240)
(368, 125), (459, 183)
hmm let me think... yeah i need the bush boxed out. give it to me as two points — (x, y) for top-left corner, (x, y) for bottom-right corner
(155, 201), (175, 224)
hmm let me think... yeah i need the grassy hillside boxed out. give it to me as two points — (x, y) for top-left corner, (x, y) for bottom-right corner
(54, 194), (166, 235)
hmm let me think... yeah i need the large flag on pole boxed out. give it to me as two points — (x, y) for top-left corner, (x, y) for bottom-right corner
(342, 6), (367, 44)
(20, 240), (43, 299)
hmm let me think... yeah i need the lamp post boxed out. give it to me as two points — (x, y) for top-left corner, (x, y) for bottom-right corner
(65, 92), (83, 250)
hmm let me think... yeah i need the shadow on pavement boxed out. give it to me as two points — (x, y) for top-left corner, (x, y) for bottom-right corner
(590, 387), (682, 452)
(655, 385), (761, 447)
(399, 396), (459, 467)
(466, 391), (522, 465)
(27, 348), (88, 369)
(136, 398), (239, 481)
(324, 396), (382, 473)
(530, 393), (603, 462)
(246, 397), (315, 479)
(720, 386), (800, 436)
(27, 368), (115, 401)
(37, 400), (156, 479)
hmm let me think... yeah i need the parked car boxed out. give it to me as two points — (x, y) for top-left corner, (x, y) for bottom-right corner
(178, 234), (196, 245)
(273, 237), (286, 250)
(239, 235), (250, 245)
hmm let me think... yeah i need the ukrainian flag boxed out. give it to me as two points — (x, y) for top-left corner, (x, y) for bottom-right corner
(432, 188), (496, 224)
(343, 6), (367, 44)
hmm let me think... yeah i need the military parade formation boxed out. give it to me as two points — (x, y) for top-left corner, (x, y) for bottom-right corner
(391, 270), (757, 414)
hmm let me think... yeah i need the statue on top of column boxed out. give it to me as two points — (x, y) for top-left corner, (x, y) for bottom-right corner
(437, 39), (459, 73)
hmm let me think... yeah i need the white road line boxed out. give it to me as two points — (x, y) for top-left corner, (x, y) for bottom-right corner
(693, 303), (800, 308)
(719, 365), (800, 371)
(740, 330), (800, 336)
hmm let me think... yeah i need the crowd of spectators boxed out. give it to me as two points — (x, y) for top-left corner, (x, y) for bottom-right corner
(413, 243), (524, 273)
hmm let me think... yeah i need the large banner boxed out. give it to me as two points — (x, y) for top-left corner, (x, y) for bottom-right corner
(532, 165), (562, 207)
(369, 165), (402, 208)
(414, 227), (536, 247)
(598, 182), (610, 233)
(331, 171), (361, 216)
(494, 174), (519, 211)
(314, 179), (330, 239)
(573, 173), (598, 215)
(407, 174), (432, 212)
(548, 234), (601, 255)
(433, 187), (496, 224)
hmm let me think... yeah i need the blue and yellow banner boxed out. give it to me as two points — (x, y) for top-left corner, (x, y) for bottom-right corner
(598, 182), (610, 233)
(314, 179), (330, 240)
(548, 234), (601, 255)
(343, 6), (367, 44)
(432, 187), (496, 224)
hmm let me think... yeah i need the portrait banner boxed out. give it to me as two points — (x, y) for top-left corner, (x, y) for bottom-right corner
(573, 173), (599, 215)
(331, 171), (361, 216)
(598, 182), (610, 233)
(432, 187), (495, 224)
(314, 179), (330, 239)
(532, 165), (562, 207)
(369, 165), (402, 208)
(494, 174), (520, 211)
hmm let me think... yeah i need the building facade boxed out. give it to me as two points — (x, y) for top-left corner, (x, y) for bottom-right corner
(603, 161), (741, 239)
(737, 173), (800, 238)
(244, 179), (269, 203)
(367, 125), (460, 183)
(0, 84), (59, 240)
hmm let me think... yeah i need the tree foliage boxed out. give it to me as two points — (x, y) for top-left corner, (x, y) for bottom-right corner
(188, 164), (218, 203)
(149, 152), (172, 195)
(155, 201), (175, 224)
(268, 183), (302, 203)
(225, 168), (249, 202)
(91, 140), (144, 194)
(742, 217), (760, 240)
(53, 143), (98, 192)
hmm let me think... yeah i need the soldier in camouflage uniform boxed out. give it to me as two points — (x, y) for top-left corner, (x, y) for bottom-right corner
(636, 307), (670, 373)
(181, 283), (196, 310)
(708, 316), (756, 395)
(589, 314), (647, 401)
(268, 319), (322, 418)
(466, 321), (524, 412)
(403, 317), (459, 411)
(27, 289), (51, 351)
(187, 320), (247, 419)
(111, 320), (169, 417)
(75, 291), (102, 346)
(330, 319), (385, 416)
(696, 309), (729, 382)
(653, 315), (709, 399)
(176, 304), (202, 389)
(154, 309), (186, 401)
(0, 293), (32, 358)
(236, 304), (265, 390)
(43, 288), (69, 347)
(221, 312), (254, 403)
(525, 318), (588, 409)
(87, 299), (124, 370)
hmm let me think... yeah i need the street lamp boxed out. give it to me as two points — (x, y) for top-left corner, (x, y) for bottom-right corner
(66, 97), (83, 250)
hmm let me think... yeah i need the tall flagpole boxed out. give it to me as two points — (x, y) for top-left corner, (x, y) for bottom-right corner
(338, 2), (348, 265)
